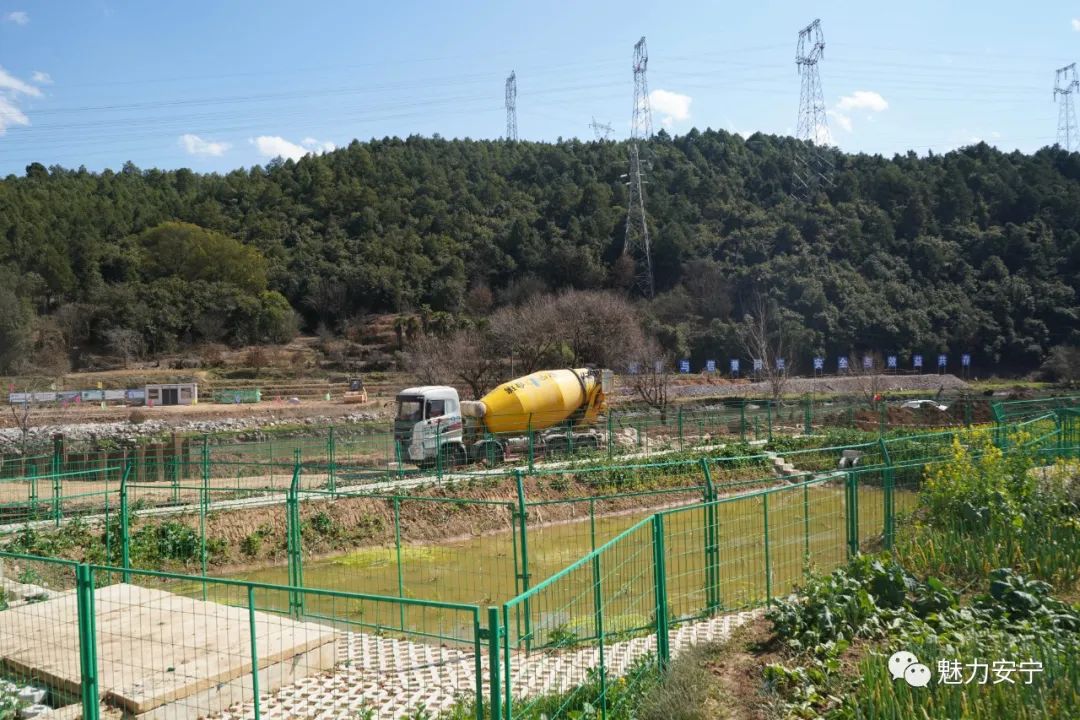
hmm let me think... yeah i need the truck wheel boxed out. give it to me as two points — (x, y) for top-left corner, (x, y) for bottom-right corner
(441, 444), (467, 469)
(546, 438), (569, 457)
(483, 443), (505, 467)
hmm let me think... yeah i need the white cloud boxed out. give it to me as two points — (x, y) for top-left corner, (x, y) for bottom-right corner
(826, 109), (853, 133)
(649, 89), (692, 128)
(836, 90), (889, 113)
(1072, 18), (1080, 31)
(179, 134), (231, 157)
(251, 135), (335, 161)
(31, 71), (52, 85)
(825, 90), (888, 138)
(0, 67), (42, 97)
(0, 66), (44, 135)
(0, 96), (30, 134)
(301, 137), (336, 153)
(4, 11), (28, 25)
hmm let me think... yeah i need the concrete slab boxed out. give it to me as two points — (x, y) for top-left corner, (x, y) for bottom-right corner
(0, 583), (336, 718)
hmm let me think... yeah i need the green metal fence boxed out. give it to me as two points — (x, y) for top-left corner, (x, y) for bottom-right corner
(0, 405), (1076, 719)
(490, 418), (1074, 720)
(0, 550), (487, 720)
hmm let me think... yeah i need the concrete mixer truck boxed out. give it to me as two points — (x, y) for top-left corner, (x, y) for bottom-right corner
(393, 368), (613, 468)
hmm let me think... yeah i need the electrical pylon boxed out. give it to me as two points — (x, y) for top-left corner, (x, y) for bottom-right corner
(590, 117), (614, 141)
(794, 19), (831, 197)
(623, 36), (655, 298)
(505, 71), (517, 141)
(1055, 63), (1079, 151)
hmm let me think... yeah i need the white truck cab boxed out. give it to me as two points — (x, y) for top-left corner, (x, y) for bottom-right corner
(393, 386), (465, 466)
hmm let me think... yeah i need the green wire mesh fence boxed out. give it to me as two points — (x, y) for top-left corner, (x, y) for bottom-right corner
(0, 404), (1075, 719)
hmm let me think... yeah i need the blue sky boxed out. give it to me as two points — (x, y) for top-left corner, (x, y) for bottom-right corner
(0, 1), (1078, 175)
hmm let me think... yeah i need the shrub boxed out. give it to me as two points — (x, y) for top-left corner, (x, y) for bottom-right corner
(240, 533), (261, 557)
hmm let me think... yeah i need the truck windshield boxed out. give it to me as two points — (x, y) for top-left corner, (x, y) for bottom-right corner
(396, 398), (423, 422)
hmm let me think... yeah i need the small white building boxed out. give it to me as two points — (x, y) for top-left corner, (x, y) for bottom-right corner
(144, 383), (198, 407)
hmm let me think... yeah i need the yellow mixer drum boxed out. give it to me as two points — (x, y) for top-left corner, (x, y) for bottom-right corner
(478, 369), (600, 434)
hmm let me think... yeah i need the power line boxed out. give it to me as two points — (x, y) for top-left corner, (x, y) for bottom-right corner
(505, 70), (518, 141)
(1054, 63), (1079, 151)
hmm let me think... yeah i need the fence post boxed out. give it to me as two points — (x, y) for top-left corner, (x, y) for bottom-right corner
(394, 497), (406, 631)
(802, 481), (810, 576)
(120, 464), (131, 583)
(763, 492), (772, 604)
(487, 607), (501, 720)
(247, 585), (262, 720)
(677, 407), (684, 451)
(435, 423), (443, 482)
(51, 459), (61, 527)
(592, 550), (608, 720)
(803, 397), (812, 434)
(527, 415), (534, 472)
(28, 461), (38, 519)
(739, 401), (746, 442)
(51, 433), (63, 477)
(845, 471), (859, 557)
(880, 439), (894, 550)
(76, 564), (101, 720)
(651, 513), (670, 668)
(766, 402), (773, 442)
(286, 459), (304, 619)
(607, 413), (614, 459)
(589, 497), (597, 552)
(700, 458), (720, 613)
(514, 471), (532, 651)
(879, 402), (887, 437)
(327, 425), (336, 493)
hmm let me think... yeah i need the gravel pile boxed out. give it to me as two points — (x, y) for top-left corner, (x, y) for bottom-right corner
(663, 374), (970, 399)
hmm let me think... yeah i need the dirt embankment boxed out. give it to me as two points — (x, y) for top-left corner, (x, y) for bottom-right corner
(68, 474), (713, 574)
(660, 373), (973, 400)
(845, 400), (994, 430)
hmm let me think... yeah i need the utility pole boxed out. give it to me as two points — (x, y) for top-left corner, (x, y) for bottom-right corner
(505, 71), (518, 141)
(623, 36), (655, 299)
(794, 19), (830, 197)
(1055, 63), (1079, 152)
(590, 116), (614, 141)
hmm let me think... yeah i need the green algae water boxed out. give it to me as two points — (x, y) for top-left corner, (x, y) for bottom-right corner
(176, 484), (910, 645)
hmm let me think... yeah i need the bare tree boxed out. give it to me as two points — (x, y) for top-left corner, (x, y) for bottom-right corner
(404, 327), (501, 399)
(105, 328), (143, 369)
(738, 294), (791, 401)
(9, 401), (34, 455)
(489, 289), (647, 373)
(848, 351), (886, 406)
(488, 299), (561, 375)
(627, 337), (672, 421)
(403, 333), (453, 386)
(550, 290), (646, 369)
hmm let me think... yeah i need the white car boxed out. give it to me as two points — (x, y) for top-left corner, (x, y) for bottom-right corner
(901, 399), (948, 411)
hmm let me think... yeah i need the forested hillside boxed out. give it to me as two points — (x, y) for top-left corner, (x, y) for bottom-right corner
(1, 129), (1078, 374)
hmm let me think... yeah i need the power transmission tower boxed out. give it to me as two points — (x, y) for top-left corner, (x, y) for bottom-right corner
(631, 37), (653, 140)
(590, 116), (614, 141)
(623, 36), (655, 298)
(505, 70), (517, 141)
(794, 19), (831, 196)
(1055, 63), (1079, 151)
